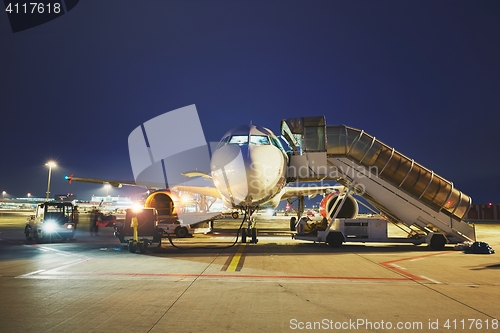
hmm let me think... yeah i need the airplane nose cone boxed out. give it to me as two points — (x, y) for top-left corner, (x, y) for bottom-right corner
(211, 145), (249, 205)
(211, 144), (285, 206)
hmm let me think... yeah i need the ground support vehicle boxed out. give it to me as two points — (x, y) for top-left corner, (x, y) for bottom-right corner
(282, 117), (478, 250)
(293, 186), (455, 250)
(25, 202), (78, 242)
(114, 208), (221, 253)
(113, 208), (162, 253)
(293, 217), (436, 247)
(114, 208), (204, 253)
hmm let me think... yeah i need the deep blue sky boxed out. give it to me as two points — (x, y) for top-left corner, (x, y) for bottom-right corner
(1, 1), (499, 204)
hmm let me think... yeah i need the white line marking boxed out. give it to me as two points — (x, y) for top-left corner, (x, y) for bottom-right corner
(421, 275), (441, 284)
(38, 246), (72, 256)
(391, 264), (406, 270)
(17, 270), (46, 278)
(44, 258), (91, 274)
(409, 258), (424, 262)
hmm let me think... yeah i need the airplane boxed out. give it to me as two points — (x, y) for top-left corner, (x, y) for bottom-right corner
(66, 123), (358, 243)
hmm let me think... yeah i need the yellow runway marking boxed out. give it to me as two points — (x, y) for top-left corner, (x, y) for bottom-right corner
(224, 244), (247, 272)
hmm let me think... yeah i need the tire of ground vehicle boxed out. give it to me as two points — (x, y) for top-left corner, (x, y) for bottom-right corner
(33, 229), (39, 243)
(326, 232), (344, 248)
(175, 226), (189, 238)
(138, 240), (148, 254)
(128, 240), (137, 253)
(429, 234), (447, 250)
(24, 226), (32, 241)
(232, 211), (239, 219)
(241, 228), (247, 243)
(290, 217), (297, 231)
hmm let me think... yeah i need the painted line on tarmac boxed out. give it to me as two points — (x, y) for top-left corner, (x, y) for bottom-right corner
(23, 271), (415, 282)
(390, 264), (406, 270)
(380, 251), (449, 281)
(221, 243), (247, 272)
(16, 258), (91, 279)
(23, 244), (75, 256)
(16, 269), (46, 278)
(420, 275), (442, 284)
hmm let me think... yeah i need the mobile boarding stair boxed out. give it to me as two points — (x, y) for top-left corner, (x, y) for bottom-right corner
(281, 116), (476, 249)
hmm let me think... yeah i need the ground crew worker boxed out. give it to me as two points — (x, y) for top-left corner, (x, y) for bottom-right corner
(89, 208), (100, 236)
(316, 217), (328, 231)
(297, 216), (308, 235)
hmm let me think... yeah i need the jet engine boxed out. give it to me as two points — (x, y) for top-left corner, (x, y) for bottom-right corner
(319, 192), (358, 219)
(143, 190), (179, 217)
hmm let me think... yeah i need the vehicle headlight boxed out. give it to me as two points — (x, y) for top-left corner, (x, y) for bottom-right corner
(43, 221), (57, 233)
(66, 224), (74, 229)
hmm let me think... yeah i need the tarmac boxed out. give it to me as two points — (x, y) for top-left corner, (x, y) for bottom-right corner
(0, 211), (499, 332)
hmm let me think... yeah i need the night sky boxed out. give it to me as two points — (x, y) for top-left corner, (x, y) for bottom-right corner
(1, 1), (499, 204)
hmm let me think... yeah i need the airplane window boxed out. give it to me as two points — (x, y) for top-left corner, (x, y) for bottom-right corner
(250, 135), (270, 145)
(229, 135), (249, 145)
(217, 136), (231, 148)
(270, 136), (285, 151)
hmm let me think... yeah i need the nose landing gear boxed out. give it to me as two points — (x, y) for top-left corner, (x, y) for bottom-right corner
(241, 208), (258, 244)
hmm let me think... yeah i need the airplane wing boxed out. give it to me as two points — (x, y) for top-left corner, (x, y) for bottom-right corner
(172, 185), (222, 199)
(65, 174), (138, 188)
(174, 212), (224, 226)
(280, 185), (344, 200)
(66, 174), (222, 198)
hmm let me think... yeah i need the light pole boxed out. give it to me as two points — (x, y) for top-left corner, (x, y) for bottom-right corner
(45, 161), (56, 201)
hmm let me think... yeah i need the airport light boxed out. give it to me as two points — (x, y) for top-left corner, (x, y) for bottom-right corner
(2, 191), (5, 199)
(27, 193), (31, 198)
(104, 184), (111, 197)
(45, 161), (57, 201)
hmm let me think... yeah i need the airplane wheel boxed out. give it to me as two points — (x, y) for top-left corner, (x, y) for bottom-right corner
(232, 212), (239, 219)
(290, 217), (297, 231)
(175, 226), (189, 238)
(241, 228), (247, 243)
(251, 228), (257, 244)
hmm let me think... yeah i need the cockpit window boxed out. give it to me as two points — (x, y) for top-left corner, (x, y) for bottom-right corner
(229, 135), (249, 145)
(270, 136), (285, 151)
(220, 134), (277, 147)
(216, 136), (231, 148)
(250, 135), (270, 145)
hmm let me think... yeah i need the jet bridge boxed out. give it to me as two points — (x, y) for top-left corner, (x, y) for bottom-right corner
(281, 116), (475, 248)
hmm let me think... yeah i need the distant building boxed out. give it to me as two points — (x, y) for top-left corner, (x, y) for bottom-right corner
(466, 203), (500, 221)
(90, 196), (134, 208)
(55, 193), (77, 202)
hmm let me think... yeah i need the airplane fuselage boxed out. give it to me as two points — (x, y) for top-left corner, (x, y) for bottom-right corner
(210, 124), (288, 209)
